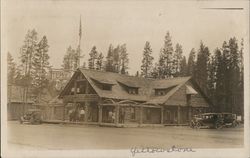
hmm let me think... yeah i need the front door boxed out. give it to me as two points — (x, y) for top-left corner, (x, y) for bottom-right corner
(164, 107), (178, 124)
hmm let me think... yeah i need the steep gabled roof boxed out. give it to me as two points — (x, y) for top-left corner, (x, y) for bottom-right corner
(146, 77), (191, 105)
(59, 69), (195, 105)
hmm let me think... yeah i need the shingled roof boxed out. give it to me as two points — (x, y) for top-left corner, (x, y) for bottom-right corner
(60, 69), (197, 105)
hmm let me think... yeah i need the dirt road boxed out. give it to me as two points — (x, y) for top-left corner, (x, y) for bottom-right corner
(7, 121), (244, 150)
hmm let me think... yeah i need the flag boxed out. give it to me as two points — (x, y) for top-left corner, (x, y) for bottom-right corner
(79, 16), (82, 40)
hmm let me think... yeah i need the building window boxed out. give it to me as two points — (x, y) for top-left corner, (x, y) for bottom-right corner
(128, 88), (138, 94)
(70, 87), (75, 95)
(155, 86), (176, 96)
(155, 90), (166, 96)
(102, 84), (112, 91)
(76, 81), (86, 94)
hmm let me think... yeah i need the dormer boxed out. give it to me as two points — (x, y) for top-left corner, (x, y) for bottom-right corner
(154, 85), (176, 96)
(102, 84), (112, 91)
(155, 89), (166, 96)
(128, 87), (139, 94)
(117, 81), (140, 95)
(90, 77), (116, 91)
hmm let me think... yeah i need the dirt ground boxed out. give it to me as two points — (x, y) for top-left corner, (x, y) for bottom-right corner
(7, 121), (244, 150)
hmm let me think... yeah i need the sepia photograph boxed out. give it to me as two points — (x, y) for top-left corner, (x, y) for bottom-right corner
(1, 0), (249, 158)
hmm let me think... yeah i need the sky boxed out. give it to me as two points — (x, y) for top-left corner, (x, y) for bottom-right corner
(2, 0), (249, 75)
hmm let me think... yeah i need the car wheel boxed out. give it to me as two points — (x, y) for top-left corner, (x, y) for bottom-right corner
(189, 121), (194, 128)
(30, 118), (35, 124)
(195, 122), (201, 129)
(215, 122), (222, 129)
(232, 121), (237, 127)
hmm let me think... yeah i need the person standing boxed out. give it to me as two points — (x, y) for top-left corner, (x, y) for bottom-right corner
(108, 110), (112, 123)
(69, 109), (74, 122)
(79, 108), (85, 122)
(112, 111), (116, 123)
(120, 108), (125, 123)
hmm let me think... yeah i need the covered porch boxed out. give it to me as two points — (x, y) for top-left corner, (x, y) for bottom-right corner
(98, 99), (165, 127)
(61, 97), (208, 127)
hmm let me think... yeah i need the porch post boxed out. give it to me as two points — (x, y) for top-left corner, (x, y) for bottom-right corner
(51, 105), (55, 120)
(62, 102), (67, 121)
(161, 106), (164, 124)
(139, 106), (143, 125)
(85, 101), (89, 122)
(98, 105), (103, 123)
(177, 106), (181, 124)
(115, 104), (120, 125)
(187, 94), (192, 121)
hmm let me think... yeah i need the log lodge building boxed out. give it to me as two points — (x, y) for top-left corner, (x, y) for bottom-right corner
(59, 68), (211, 127)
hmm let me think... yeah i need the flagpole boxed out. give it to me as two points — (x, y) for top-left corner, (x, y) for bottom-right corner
(78, 15), (82, 68)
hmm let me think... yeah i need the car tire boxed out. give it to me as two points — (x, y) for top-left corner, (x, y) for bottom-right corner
(30, 118), (35, 124)
(195, 122), (201, 129)
(232, 121), (237, 127)
(215, 122), (222, 129)
(189, 121), (195, 128)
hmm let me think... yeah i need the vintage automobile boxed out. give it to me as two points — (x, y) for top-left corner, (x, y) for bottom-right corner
(20, 109), (43, 124)
(190, 113), (224, 129)
(221, 113), (239, 127)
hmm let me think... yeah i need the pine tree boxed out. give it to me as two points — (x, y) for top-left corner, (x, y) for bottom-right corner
(88, 46), (98, 69)
(179, 56), (187, 76)
(113, 45), (121, 73)
(207, 52), (217, 103)
(96, 52), (104, 70)
(150, 63), (159, 79)
(19, 29), (38, 85)
(228, 37), (241, 113)
(32, 36), (50, 100)
(239, 38), (244, 82)
(62, 46), (77, 70)
(238, 38), (244, 118)
(187, 48), (196, 76)
(215, 39), (240, 112)
(158, 31), (174, 78)
(120, 44), (129, 74)
(105, 44), (114, 72)
(141, 41), (154, 78)
(7, 52), (16, 85)
(214, 48), (226, 112)
(194, 41), (210, 94)
(18, 29), (39, 105)
(173, 43), (183, 76)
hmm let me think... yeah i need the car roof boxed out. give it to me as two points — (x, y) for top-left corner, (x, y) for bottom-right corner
(201, 113), (220, 115)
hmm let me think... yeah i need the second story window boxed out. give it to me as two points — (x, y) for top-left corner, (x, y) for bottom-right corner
(155, 89), (166, 96)
(70, 87), (75, 95)
(102, 84), (112, 91)
(155, 86), (176, 96)
(128, 88), (138, 94)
